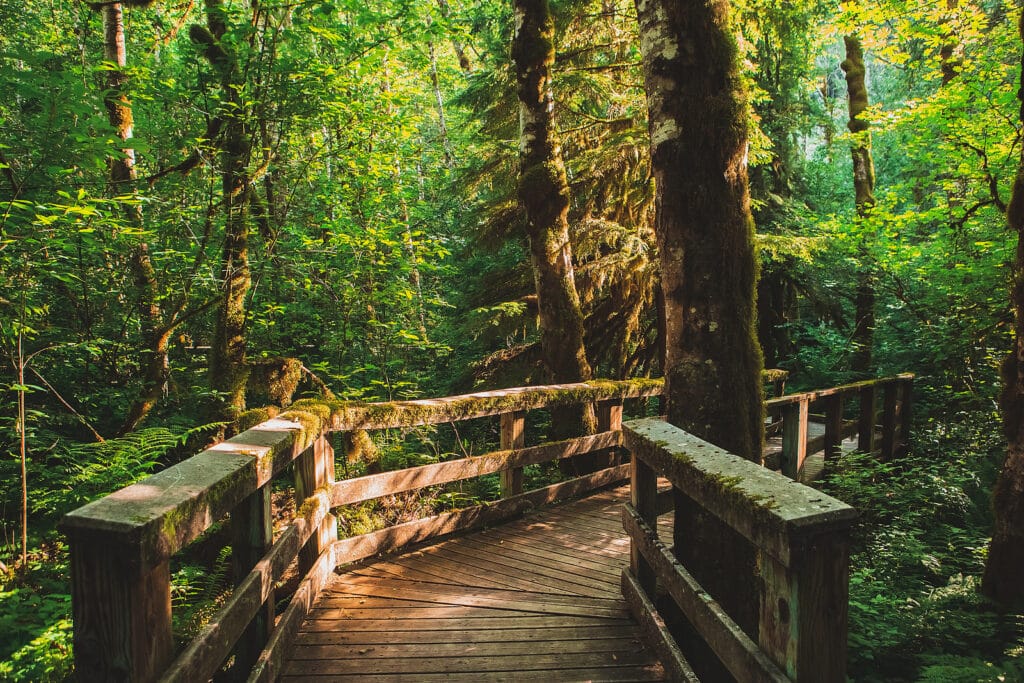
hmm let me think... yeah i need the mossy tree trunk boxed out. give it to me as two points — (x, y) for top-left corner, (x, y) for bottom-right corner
(842, 35), (877, 377)
(983, 12), (1024, 608)
(193, 0), (253, 421)
(512, 0), (596, 442)
(99, 3), (174, 435)
(634, 0), (764, 648)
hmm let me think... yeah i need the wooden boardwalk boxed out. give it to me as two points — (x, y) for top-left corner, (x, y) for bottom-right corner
(281, 486), (670, 682)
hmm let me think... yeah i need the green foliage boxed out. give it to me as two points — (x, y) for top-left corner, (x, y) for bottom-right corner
(820, 415), (1024, 681)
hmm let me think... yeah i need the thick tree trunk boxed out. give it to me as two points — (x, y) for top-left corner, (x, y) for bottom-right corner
(940, 0), (960, 86)
(842, 35), (877, 377)
(634, 0), (764, 651)
(512, 0), (596, 442)
(194, 0), (253, 420)
(983, 13), (1024, 607)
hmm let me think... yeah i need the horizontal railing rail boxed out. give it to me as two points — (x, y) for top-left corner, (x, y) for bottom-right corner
(622, 418), (858, 682)
(61, 379), (661, 682)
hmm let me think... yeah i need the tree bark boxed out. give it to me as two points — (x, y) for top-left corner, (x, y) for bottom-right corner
(512, 0), (596, 441)
(842, 35), (877, 377)
(983, 12), (1024, 608)
(193, 0), (253, 420)
(634, 0), (764, 649)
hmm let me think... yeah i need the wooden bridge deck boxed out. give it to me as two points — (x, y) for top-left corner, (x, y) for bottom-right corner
(281, 486), (671, 682)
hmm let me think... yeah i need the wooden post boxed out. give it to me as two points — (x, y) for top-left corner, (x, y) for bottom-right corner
(70, 537), (173, 682)
(596, 398), (624, 467)
(823, 394), (844, 462)
(880, 382), (899, 460)
(500, 411), (526, 497)
(857, 385), (876, 453)
(296, 435), (338, 573)
(230, 482), (274, 678)
(781, 397), (809, 479)
(630, 454), (658, 595)
(758, 532), (851, 681)
(899, 377), (913, 456)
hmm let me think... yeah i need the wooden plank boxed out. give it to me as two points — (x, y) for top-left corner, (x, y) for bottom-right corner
(464, 531), (626, 573)
(247, 542), (338, 683)
(161, 491), (330, 682)
(70, 542), (173, 683)
(63, 414), (327, 567)
(630, 451), (658, 594)
(333, 465), (630, 569)
(452, 536), (624, 584)
(279, 666), (666, 683)
(282, 650), (661, 675)
(294, 624), (636, 645)
(822, 395), (844, 462)
(781, 397), (809, 478)
(298, 615), (627, 632)
(857, 385), (876, 453)
(330, 433), (619, 507)
(229, 483), (274, 678)
(623, 419), (857, 566)
(899, 376), (914, 456)
(764, 374), (910, 409)
(881, 382), (899, 460)
(288, 637), (644, 662)
(623, 505), (788, 683)
(621, 568), (699, 683)
(500, 411), (526, 497)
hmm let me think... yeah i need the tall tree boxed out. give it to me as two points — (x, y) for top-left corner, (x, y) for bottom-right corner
(842, 34), (877, 376)
(634, 0), (764, 643)
(512, 0), (595, 437)
(983, 10), (1024, 608)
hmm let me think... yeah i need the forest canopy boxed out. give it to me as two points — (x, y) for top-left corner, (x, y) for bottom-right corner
(2, 0), (1024, 679)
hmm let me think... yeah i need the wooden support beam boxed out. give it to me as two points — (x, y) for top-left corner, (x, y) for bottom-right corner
(621, 568), (700, 682)
(899, 376), (914, 456)
(69, 538), (173, 683)
(823, 395), (844, 462)
(296, 436), (338, 573)
(880, 382), (899, 461)
(758, 533), (852, 681)
(781, 396), (809, 479)
(500, 411), (526, 497)
(857, 385), (876, 453)
(596, 398), (624, 467)
(629, 453), (658, 595)
(229, 483), (273, 678)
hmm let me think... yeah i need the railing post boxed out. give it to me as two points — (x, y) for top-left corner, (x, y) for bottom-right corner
(630, 453), (658, 594)
(296, 435), (338, 572)
(758, 532), (852, 680)
(880, 381), (899, 460)
(823, 394), (844, 462)
(857, 385), (876, 453)
(781, 396), (809, 479)
(596, 398), (624, 467)
(500, 411), (526, 497)
(230, 482), (274, 677)
(899, 376), (914, 456)
(69, 537), (173, 682)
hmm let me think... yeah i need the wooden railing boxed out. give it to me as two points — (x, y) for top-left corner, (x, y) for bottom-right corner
(60, 379), (661, 682)
(766, 373), (913, 479)
(622, 418), (858, 681)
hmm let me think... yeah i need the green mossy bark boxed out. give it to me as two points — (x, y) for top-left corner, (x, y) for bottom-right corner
(984, 12), (1024, 607)
(512, 0), (596, 443)
(635, 0), (764, 643)
(842, 35), (877, 378)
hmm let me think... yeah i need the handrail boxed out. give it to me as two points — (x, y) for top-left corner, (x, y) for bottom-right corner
(61, 379), (658, 682)
(622, 418), (858, 681)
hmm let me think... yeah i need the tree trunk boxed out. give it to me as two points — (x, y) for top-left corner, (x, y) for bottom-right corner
(100, 3), (172, 434)
(193, 0), (253, 420)
(842, 35), (877, 377)
(512, 0), (596, 442)
(983, 12), (1024, 608)
(634, 0), (764, 652)
(940, 0), (960, 86)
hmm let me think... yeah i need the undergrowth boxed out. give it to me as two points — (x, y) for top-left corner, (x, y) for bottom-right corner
(820, 411), (1024, 682)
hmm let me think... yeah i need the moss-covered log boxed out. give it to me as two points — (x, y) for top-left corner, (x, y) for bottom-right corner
(512, 0), (596, 441)
(983, 11), (1024, 607)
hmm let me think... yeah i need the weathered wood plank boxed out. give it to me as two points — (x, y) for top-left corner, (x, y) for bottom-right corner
(781, 396), (809, 478)
(298, 615), (627, 632)
(333, 465), (629, 568)
(279, 666), (666, 683)
(329, 433), (618, 508)
(623, 505), (788, 683)
(500, 411), (526, 497)
(623, 418), (857, 566)
(621, 568), (700, 683)
(294, 625), (635, 645)
(283, 650), (661, 675)
(289, 637), (641, 659)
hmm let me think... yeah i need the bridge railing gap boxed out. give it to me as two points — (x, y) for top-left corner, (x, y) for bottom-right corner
(60, 371), (909, 681)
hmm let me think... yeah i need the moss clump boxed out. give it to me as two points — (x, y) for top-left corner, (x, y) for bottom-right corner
(235, 406), (281, 433)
